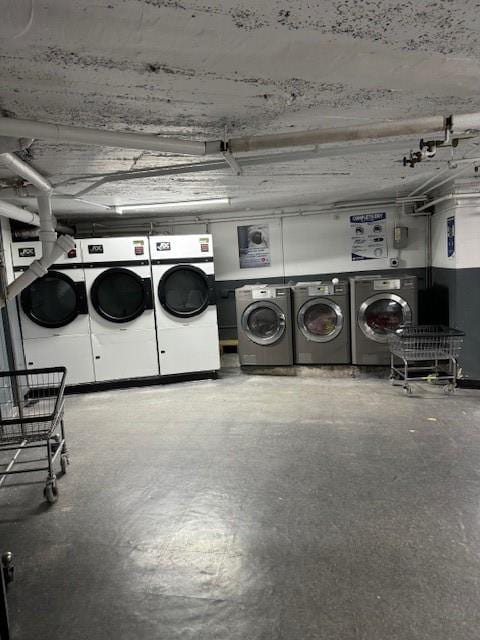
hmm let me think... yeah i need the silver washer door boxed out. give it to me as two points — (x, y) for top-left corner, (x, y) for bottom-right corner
(242, 301), (286, 346)
(298, 298), (343, 343)
(358, 293), (412, 343)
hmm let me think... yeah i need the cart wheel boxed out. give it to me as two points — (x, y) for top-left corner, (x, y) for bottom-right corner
(60, 454), (70, 475)
(389, 374), (396, 384)
(403, 385), (413, 396)
(443, 384), (455, 395)
(44, 480), (59, 504)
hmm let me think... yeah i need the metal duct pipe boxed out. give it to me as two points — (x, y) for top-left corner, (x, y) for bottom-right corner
(0, 200), (39, 226)
(0, 153), (52, 193)
(228, 115), (449, 154)
(0, 234), (76, 309)
(37, 195), (57, 258)
(413, 191), (480, 214)
(0, 118), (223, 156)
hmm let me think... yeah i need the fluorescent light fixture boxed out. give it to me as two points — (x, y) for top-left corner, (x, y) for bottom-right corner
(116, 197), (229, 214)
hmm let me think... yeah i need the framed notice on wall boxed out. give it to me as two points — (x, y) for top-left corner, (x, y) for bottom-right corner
(237, 224), (271, 268)
(447, 216), (455, 258)
(350, 212), (388, 261)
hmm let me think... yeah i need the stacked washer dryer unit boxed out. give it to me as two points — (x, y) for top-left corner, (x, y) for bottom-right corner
(80, 237), (158, 381)
(12, 240), (95, 384)
(236, 284), (293, 366)
(350, 275), (417, 365)
(149, 234), (220, 376)
(292, 280), (350, 364)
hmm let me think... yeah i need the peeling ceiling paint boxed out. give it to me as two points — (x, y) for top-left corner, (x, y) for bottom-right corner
(0, 0), (479, 220)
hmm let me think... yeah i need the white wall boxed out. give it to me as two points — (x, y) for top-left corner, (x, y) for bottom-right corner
(0, 218), (15, 284)
(0, 218), (26, 368)
(210, 218), (284, 281)
(155, 206), (427, 282)
(283, 207), (426, 277)
(431, 197), (456, 269)
(431, 187), (480, 270)
(455, 198), (480, 269)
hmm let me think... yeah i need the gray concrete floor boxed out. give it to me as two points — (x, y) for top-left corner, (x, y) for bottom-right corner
(1, 364), (480, 639)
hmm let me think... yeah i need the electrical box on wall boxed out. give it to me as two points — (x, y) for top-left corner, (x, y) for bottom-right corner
(393, 226), (408, 249)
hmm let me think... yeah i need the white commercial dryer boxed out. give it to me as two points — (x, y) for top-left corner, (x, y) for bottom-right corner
(80, 237), (158, 381)
(350, 275), (417, 365)
(292, 280), (350, 364)
(235, 284), (293, 366)
(149, 234), (220, 376)
(12, 240), (95, 384)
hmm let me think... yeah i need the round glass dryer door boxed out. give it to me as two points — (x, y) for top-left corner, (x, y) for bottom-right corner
(159, 265), (210, 318)
(21, 271), (80, 328)
(91, 267), (149, 323)
(298, 299), (344, 343)
(359, 293), (412, 343)
(242, 301), (286, 346)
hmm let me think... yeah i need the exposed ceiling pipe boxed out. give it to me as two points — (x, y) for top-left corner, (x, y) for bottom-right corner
(228, 115), (450, 154)
(77, 197), (409, 231)
(413, 191), (480, 215)
(420, 161), (480, 197)
(0, 200), (39, 226)
(0, 152), (52, 193)
(37, 195), (57, 258)
(0, 117), (223, 156)
(407, 152), (480, 197)
(1, 112), (479, 161)
(0, 234), (75, 310)
(62, 139), (428, 199)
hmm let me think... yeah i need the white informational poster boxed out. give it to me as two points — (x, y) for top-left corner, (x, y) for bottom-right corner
(237, 224), (271, 268)
(350, 212), (388, 261)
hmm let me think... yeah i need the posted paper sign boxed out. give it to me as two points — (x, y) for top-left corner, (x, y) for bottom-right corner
(350, 212), (388, 261)
(237, 224), (271, 268)
(447, 216), (455, 258)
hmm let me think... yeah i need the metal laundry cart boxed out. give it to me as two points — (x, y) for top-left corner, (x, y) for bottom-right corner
(0, 552), (14, 640)
(388, 325), (465, 395)
(0, 367), (69, 503)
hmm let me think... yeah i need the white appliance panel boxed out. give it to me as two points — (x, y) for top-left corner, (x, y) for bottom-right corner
(91, 330), (158, 381)
(149, 234), (213, 260)
(81, 237), (149, 263)
(158, 325), (220, 375)
(23, 335), (95, 384)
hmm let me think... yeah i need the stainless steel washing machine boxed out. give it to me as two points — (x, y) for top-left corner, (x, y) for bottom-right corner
(293, 280), (350, 364)
(235, 284), (293, 366)
(350, 275), (417, 365)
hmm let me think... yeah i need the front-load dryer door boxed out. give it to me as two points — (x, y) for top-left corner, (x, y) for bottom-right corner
(21, 270), (87, 329)
(158, 265), (214, 319)
(90, 267), (153, 323)
(298, 298), (343, 343)
(358, 293), (411, 343)
(242, 301), (286, 346)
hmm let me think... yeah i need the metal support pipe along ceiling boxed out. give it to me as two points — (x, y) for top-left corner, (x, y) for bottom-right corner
(227, 115), (449, 153)
(0, 118), (222, 156)
(0, 112), (479, 159)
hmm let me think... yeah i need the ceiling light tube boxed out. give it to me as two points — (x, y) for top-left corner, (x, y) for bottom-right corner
(116, 198), (229, 214)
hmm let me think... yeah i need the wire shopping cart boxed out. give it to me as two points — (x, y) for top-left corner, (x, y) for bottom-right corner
(0, 367), (69, 503)
(388, 325), (465, 395)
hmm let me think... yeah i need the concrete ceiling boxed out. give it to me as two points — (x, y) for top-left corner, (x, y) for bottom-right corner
(0, 0), (480, 222)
